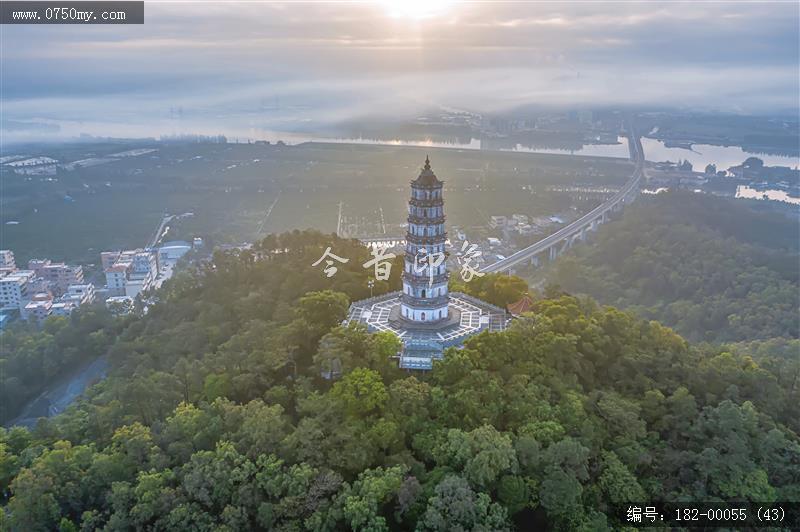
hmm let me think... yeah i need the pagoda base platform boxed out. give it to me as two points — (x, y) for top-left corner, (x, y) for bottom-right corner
(388, 305), (462, 331)
(346, 291), (509, 370)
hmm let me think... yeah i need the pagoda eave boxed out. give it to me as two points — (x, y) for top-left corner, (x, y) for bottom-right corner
(409, 180), (444, 189)
(407, 216), (446, 225)
(402, 272), (449, 285)
(406, 233), (448, 245)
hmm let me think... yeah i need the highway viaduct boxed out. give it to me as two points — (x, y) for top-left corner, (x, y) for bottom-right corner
(480, 128), (644, 274)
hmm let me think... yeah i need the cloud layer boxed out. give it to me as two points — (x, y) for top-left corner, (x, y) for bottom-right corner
(2, 1), (798, 140)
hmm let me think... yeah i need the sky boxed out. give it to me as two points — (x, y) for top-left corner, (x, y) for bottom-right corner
(2, 0), (799, 141)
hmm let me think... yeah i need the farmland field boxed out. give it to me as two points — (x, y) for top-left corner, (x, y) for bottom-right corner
(0, 140), (633, 264)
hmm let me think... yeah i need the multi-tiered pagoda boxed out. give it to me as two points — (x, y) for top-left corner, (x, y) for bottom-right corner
(401, 156), (449, 323)
(347, 156), (508, 370)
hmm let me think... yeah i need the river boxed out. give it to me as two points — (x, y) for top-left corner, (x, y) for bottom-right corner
(296, 134), (798, 170)
(639, 138), (798, 170)
(735, 186), (800, 206)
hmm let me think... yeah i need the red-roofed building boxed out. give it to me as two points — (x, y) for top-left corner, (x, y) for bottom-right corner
(507, 295), (534, 316)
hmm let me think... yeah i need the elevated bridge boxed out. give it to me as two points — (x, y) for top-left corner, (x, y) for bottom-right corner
(356, 126), (644, 272)
(481, 128), (644, 274)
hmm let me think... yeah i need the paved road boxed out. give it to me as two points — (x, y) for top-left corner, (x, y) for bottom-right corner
(6, 355), (109, 428)
(148, 214), (173, 248)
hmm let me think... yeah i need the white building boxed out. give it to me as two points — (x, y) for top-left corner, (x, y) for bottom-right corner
(530, 216), (554, 228)
(51, 302), (77, 317)
(105, 261), (130, 296)
(61, 284), (96, 306)
(0, 250), (16, 270)
(489, 215), (508, 228)
(132, 251), (158, 275)
(158, 241), (191, 261)
(22, 298), (53, 322)
(124, 278), (148, 298)
(516, 224), (538, 236)
(27, 259), (84, 296)
(103, 249), (158, 299)
(101, 251), (123, 271)
(0, 270), (35, 310)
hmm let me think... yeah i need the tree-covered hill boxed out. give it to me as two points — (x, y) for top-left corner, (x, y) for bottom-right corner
(549, 191), (799, 344)
(0, 230), (798, 531)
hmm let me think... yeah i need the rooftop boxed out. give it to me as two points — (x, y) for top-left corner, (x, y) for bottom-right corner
(67, 284), (94, 292)
(1, 270), (35, 282)
(25, 300), (52, 309)
(413, 156), (443, 187)
(106, 262), (132, 273)
(160, 240), (191, 249)
(507, 295), (535, 316)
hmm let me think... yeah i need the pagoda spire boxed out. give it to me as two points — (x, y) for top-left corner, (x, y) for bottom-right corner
(415, 154), (441, 185)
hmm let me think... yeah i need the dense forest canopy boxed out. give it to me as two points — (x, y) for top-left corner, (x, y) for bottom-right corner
(549, 191), (799, 344)
(0, 310), (121, 425)
(0, 230), (798, 531)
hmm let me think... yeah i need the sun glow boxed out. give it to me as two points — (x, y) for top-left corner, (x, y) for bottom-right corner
(380, 0), (454, 19)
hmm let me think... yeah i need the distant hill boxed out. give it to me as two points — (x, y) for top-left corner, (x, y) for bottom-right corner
(550, 191), (799, 343)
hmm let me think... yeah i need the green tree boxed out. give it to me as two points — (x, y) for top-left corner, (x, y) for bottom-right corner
(331, 368), (388, 418)
(434, 425), (518, 489)
(418, 475), (511, 531)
